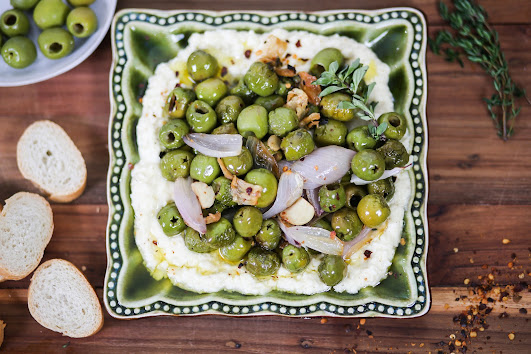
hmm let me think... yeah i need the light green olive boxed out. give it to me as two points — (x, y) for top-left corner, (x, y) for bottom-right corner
(310, 48), (344, 76)
(219, 235), (252, 262)
(10, 0), (40, 10)
(1, 9), (30, 37)
(186, 100), (217, 133)
(232, 206), (263, 237)
(255, 95), (285, 112)
(204, 218), (236, 249)
(189, 154), (220, 184)
(244, 61), (279, 97)
(195, 78), (228, 107)
(212, 123), (238, 135)
(230, 78), (257, 104)
(255, 219), (281, 250)
(318, 255), (346, 286)
(215, 95), (245, 124)
(331, 208), (363, 242)
(314, 119), (348, 146)
(320, 93), (357, 122)
(1, 36), (36, 69)
(187, 50), (219, 82)
(158, 119), (190, 150)
(282, 245), (310, 273)
(346, 125), (378, 151)
(66, 6), (98, 38)
(280, 129), (315, 161)
(357, 194), (390, 228)
(157, 202), (186, 236)
(184, 227), (216, 253)
(378, 112), (407, 140)
(164, 87), (196, 119)
(237, 104), (269, 139)
(268, 107), (299, 137)
(159, 149), (194, 181)
(212, 176), (236, 207)
(318, 184), (346, 213)
(351, 149), (385, 181)
(221, 146), (253, 176)
(37, 28), (75, 60)
(244, 169), (278, 208)
(33, 0), (70, 30)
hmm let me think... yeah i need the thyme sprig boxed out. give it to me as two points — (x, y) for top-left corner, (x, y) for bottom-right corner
(429, 0), (528, 140)
(312, 59), (387, 139)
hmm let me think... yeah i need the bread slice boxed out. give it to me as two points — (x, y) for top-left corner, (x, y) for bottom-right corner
(17, 120), (87, 203)
(0, 320), (5, 348)
(0, 192), (54, 280)
(28, 259), (103, 338)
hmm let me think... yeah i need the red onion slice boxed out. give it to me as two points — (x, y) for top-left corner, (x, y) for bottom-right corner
(350, 163), (412, 185)
(291, 146), (356, 189)
(263, 171), (304, 219)
(278, 221), (344, 255)
(183, 133), (242, 157)
(173, 177), (207, 234)
(305, 188), (324, 216)
(342, 227), (374, 259)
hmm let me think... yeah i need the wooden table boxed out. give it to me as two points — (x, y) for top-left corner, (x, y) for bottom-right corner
(1, 0), (529, 352)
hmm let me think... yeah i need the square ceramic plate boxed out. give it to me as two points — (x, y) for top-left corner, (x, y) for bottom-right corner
(104, 8), (429, 318)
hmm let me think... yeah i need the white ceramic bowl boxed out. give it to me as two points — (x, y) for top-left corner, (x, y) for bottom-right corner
(0, 0), (117, 87)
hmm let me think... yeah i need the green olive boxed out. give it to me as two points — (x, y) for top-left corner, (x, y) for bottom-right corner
(186, 100), (217, 133)
(219, 234), (252, 262)
(320, 93), (357, 122)
(310, 48), (344, 76)
(164, 87), (196, 119)
(351, 149), (385, 181)
(318, 184), (346, 213)
(10, 0), (40, 10)
(184, 227), (216, 253)
(244, 169), (278, 208)
(275, 79), (290, 97)
(377, 139), (410, 169)
(255, 95), (285, 112)
(230, 78), (257, 104)
(378, 112), (407, 140)
(310, 218), (332, 231)
(344, 184), (368, 209)
(368, 177), (395, 201)
(212, 123), (238, 135)
(159, 149), (194, 181)
(212, 176), (236, 207)
(195, 78), (228, 107)
(204, 218), (236, 249)
(314, 119), (348, 146)
(268, 107), (299, 137)
(37, 28), (75, 60)
(280, 129), (315, 161)
(187, 50), (219, 82)
(237, 104), (269, 139)
(67, 0), (95, 5)
(190, 154), (220, 184)
(158, 119), (190, 150)
(66, 7), (98, 38)
(33, 0), (70, 30)
(221, 146), (253, 176)
(255, 219), (281, 250)
(204, 200), (227, 216)
(331, 208), (363, 242)
(157, 202), (186, 236)
(215, 95), (245, 124)
(245, 246), (280, 277)
(282, 245), (310, 273)
(318, 255), (346, 286)
(233, 206), (263, 237)
(1, 36), (36, 69)
(346, 125), (378, 151)
(1, 9), (30, 37)
(357, 194), (390, 228)
(244, 61), (279, 97)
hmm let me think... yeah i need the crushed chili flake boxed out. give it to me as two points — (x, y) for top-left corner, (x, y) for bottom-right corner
(364, 250), (372, 258)
(246, 187), (253, 195)
(221, 67), (228, 76)
(175, 71), (179, 77)
(295, 39), (301, 47)
(128, 163), (135, 170)
(152, 240), (158, 245)
(244, 49), (251, 58)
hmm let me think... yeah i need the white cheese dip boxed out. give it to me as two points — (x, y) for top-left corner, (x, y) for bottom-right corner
(131, 29), (412, 295)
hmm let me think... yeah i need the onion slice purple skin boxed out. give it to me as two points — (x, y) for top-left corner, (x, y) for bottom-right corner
(291, 146), (356, 189)
(342, 227), (374, 259)
(278, 220), (344, 255)
(183, 133), (242, 158)
(305, 188), (324, 216)
(263, 171), (304, 219)
(350, 163), (412, 185)
(173, 177), (207, 234)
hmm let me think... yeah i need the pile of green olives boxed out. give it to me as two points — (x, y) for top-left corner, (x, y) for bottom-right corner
(154, 46), (410, 286)
(1, 0), (99, 69)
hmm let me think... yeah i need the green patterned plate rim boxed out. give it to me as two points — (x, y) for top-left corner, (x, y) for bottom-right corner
(104, 8), (429, 318)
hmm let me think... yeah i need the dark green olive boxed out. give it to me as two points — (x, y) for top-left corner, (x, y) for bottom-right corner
(244, 169), (278, 208)
(203, 201), (227, 216)
(164, 87), (196, 119)
(33, 0), (70, 30)
(244, 61), (279, 97)
(282, 245), (310, 273)
(320, 93), (357, 122)
(245, 246), (280, 277)
(215, 95), (245, 124)
(195, 78), (228, 107)
(186, 100), (217, 133)
(378, 112), (407, 140)
(368, 177), (395, 201)
(237, 104), (269, 139)
(10, 0), (40, 10)
(230, 78), (257, 104)
(1, 36), (36, 69)
(275, 79), (290, 97)
(310, 218), (332, 231)
(187, 50), (219, 82)
(346, 125), (378, 151)
(212, 123), (238, 135)
(221, 146), (253, 176)
(268, 107), (299, 137)
(255, 219), (281, 250)
(190, 154), (220, 184)
(158, 119), (190, 150)
(203, 218), (236, 249)
(310, 48), (344, 76)
(219, 234), (252, 262)
(318, 255), (346, 286)
(184, 227), (216, 253)
(157, 202), (186, 236)
(38, 28), (75, 60)
(1, 9), (30, 37)
(314, 119), (348, 146)
(255, 95), (285, 112)
(331, 208), (363, 242)
(212, 176), (237, 207)
(344, 184), (368, 209)
(233, 206), (263, 237)
(318, 184), (346, 213)
(159, 149), (194, 181)
(280, 129), (315, 161)
(66, 6), (98, 38)
(357, 194), (390, 228)
(351, 149), (385, 181)
(377, 139), (409, 169)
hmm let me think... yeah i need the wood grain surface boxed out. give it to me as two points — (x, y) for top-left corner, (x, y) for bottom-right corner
(0, 1), (529, 353)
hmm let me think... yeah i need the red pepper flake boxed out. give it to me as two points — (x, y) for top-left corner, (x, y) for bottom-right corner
(175, 71), (179, 77)
(221, 66), (228, 77)
(246, 187), (253, 195)
(364, 250), (372, 258)
(128, 163), (135, 170)
(244, 49), (251, 58)
(295, 39), (301, 47)
(138, 97), (143, 104)
(152, 240), (158, 246)
(330, 231), (336, 239)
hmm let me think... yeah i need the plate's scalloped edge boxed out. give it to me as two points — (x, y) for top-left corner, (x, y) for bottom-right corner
(104, 8), (430, 319)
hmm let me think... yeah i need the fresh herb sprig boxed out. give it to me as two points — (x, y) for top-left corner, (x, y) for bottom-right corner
(429, 0), (528, 140)
(312, 59), (387, 139)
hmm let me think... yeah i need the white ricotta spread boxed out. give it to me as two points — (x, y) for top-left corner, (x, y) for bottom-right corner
(131, 29), (412, 295)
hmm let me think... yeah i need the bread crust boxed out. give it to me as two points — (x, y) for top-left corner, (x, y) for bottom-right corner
(28, 259), (104, 338)
(0, 320), (5, 348)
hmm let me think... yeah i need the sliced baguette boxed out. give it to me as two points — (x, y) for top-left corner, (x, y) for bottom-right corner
(28, 259), (103, 338)
(0, 192), (54, 280)
(17, 120), (87, 203)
